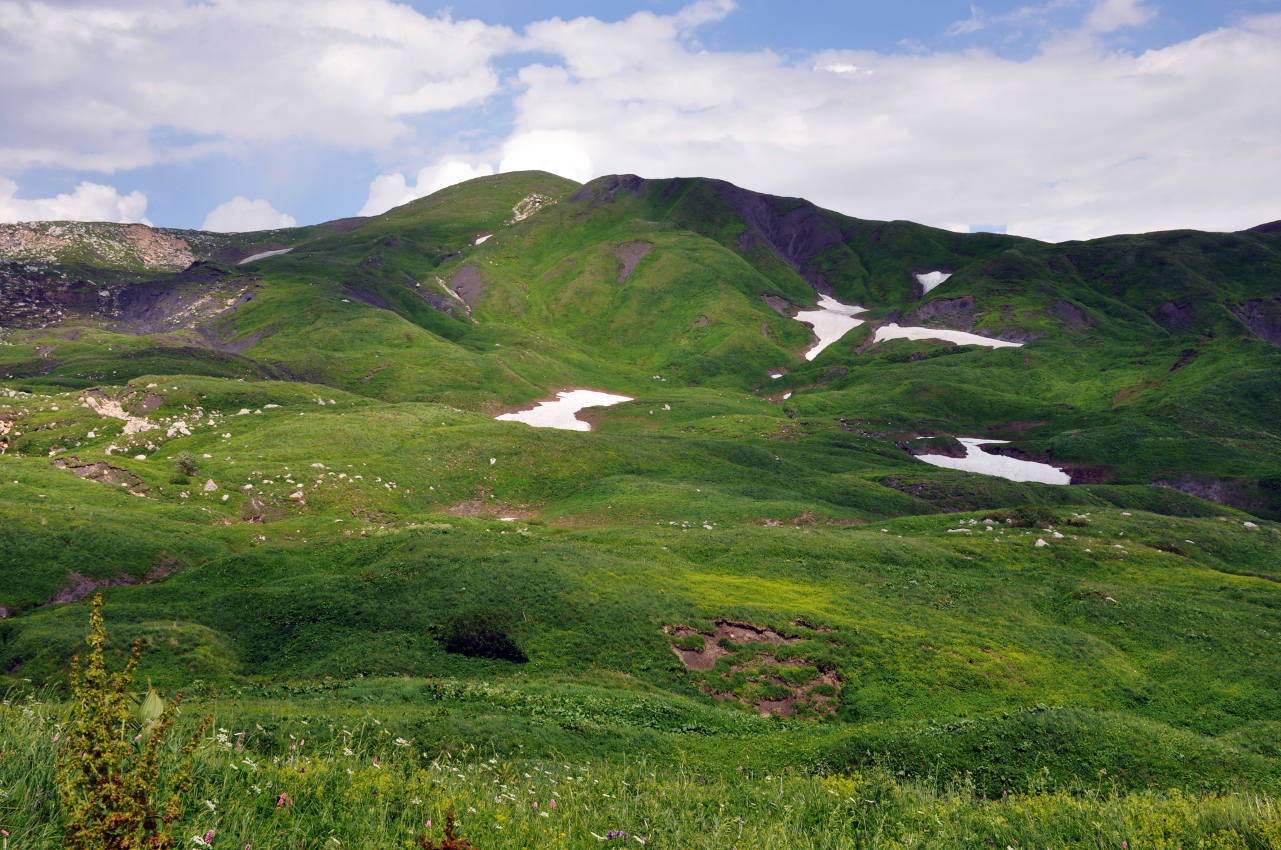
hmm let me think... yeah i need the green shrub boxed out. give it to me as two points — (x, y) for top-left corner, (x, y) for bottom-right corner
(174, 451), (198, 478)
(441, 607), (527, 663)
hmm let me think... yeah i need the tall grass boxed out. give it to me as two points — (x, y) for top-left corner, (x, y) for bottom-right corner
(4, 693), (1278, 849)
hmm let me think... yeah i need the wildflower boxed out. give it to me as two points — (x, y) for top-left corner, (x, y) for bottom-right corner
(205, 830), (215, 845)
(549, 799), (556, 810)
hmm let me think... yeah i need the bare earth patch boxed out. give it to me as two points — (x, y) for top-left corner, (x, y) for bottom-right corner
(52, 456), (150, 496)
(663, 619), (841, 718)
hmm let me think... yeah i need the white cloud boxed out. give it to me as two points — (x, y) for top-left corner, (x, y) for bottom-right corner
(456, 5), (1281, 242)
(1086, 0), (1156, 33)
(498, 131), (595, 183)
(358, 160), (496, 217)
(0, 177), (148, 223)
(0, 0), (516, 174)
(202, 197), (296, 232)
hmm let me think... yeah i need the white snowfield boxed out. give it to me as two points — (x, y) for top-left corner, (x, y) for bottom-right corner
(873, 323), (1021, 349)
(473, 234), (492, 245)
(495, 390), (633, 432)
(916, 438), (1070, 484)
(237, 248), (292, 265)
(915, 270), (952, 293)
(794, 295), (868, 361)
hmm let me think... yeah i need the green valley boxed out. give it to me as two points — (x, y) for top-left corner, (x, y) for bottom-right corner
(2, 172), (1279, 848)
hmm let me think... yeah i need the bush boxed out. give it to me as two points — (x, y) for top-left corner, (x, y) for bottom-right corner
(441, 607), (527, 662)
(174, 451), (198, 477)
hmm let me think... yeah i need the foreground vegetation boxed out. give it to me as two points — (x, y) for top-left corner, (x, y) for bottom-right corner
(5, 685), (1281, 849)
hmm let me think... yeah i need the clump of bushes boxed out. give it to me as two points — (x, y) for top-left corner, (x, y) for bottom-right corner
(440, 607), (527, 662)
(170, 451), (198, 484)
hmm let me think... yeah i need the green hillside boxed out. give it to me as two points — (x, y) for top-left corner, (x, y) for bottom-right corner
(2, 172), (1280, 847)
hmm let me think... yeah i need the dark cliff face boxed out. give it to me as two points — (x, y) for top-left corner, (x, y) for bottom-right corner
(0, 260), (248, 331)
(712, 181), (846, 292)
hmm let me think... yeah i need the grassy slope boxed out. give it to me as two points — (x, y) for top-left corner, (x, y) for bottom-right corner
(2, 172), (1281, 844)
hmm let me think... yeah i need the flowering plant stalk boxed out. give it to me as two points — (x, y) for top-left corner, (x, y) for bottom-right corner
(56, 593), (212, 849)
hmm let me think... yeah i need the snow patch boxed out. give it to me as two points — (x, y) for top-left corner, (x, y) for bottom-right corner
(873, 324), (1021, 349)
(915, 438), (1070, 485)
(915, 270), (952, 293)
(473, 234), (492, 246)
(237, 248), (292, 265)
(495, 390), (632, 432)
(794, 295), (867, 361)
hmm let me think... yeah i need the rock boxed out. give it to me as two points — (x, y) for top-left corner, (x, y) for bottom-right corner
(202, 479), (217, 492)
(1034, 538), (1048, 547)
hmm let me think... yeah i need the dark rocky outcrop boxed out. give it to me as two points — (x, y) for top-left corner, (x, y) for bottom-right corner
(1230, 297), (1281, 345)
(714, 182), (844, 292)
(615, 241), (653, 283)
(568, 174), (645, 206)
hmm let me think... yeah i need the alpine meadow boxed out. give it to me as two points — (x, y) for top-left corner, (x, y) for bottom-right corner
(2, 170), (1280, 848)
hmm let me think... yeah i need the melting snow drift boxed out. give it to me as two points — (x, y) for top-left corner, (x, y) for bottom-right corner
(495, 390), (632, 432)
(916, 438), (1070, 484)
(874, 324), (1021, 349)
(915, 271), (952, 293)
(794, 295), (867, 361)
(238, 248), (292, 265)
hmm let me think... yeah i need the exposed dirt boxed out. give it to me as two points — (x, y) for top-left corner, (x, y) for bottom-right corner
(663, 620), (839, 717)
(903, 296), (975, 327)
(326, 216), (368, 233)
(1169, 347), (1201, 372)
(48, 570), (139, 604)
(1154, 300), (1198, 332)
(568, 174), (645, 207)
(760, 293), (794, 316)
(902, 436), (966, 458)
(52, 456), (151, 495)
(691, 314), (710, 329)
(1049, 299), (1095, 333)
(450, 266), (485, 308)
(1152, 474), (1270, 515)
(978, 443), (1116, 484)
(344, 287), (392, 310)
(1230, 297), (1281, 345)
(664, 626), (732, 671)
(615, 241), (653, 283)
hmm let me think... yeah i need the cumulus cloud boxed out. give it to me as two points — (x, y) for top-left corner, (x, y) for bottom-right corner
(0, 0), (516, 174)
(1086, 0), (1157, 33)
(202, 197), (296, 232)
(358, 160), (496, 217)
(442, 4), (1278, 242)
(0, 177), (148, 224)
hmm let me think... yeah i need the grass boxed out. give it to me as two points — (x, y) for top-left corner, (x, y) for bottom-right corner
(3, 171), (1281, 845)
(4, 689), (1280, 848)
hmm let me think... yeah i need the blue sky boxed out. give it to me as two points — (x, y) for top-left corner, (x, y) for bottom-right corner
(1, 0), (1278, 241)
